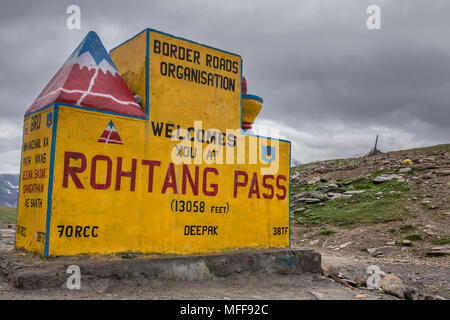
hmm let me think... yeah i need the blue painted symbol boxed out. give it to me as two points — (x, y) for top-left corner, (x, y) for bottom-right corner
(261, 145), (276, 163)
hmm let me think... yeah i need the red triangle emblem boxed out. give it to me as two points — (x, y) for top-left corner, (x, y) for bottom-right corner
(98, 120), (123, 144)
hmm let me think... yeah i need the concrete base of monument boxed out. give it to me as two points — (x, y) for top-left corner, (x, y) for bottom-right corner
(0, 248), (321, 290)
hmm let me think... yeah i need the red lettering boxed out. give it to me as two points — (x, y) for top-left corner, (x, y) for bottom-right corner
(162, 162), (178, 194)
(90, 155), (112, 190)
(262, 174), (274, 199)
(115, 157), (137, 191)
(142, 160), (161, 192)
(203, 167), (218, 196)
(276, 175), (287, 200)
(248, 173), (260, 199)
(233, 170), (248, 198)
(63, 152), (86, 189)
(182, 165), (199, 195)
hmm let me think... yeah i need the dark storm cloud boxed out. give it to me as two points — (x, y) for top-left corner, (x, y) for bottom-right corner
(0, 0), (449, 170)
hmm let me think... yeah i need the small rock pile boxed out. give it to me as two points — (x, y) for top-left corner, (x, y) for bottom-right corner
(290, 182), (367, 214)
(321, 265), (446, 300)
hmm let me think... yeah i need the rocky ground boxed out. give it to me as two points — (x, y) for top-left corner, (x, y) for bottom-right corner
(0, 268), (399, 300)
(0, 144), (448, 300)
(289, 143), (450, 299)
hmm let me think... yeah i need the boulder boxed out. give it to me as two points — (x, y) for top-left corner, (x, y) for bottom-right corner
(294, 191), (329, 202)
(321, 266), (332, 277)
(366, 246), (401, 257)
(296, 198), (321, 204)
(354, 276), (367, 287)
(343, 190), (365, 195)
(381, 274), (407, 299)
(316, 184), (345, 193)
(341, 278), (358, 287)
(339, 242), (352, 249)
(401, 240), (412, 246)
(366, 247), (381, 257)
(327, 192), (342, 200)
(436, 170), (450, 176)
(291, 207), (306, 214)
(373, 174), (404, 184)
(426, 246), (450, 256)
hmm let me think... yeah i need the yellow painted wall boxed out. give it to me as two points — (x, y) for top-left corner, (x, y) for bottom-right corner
(110, 31), (148, 112)
(15, 106), (55, 255)
(45, 105), (290, 256)
(110, 29), (242, 132)
(17, 29), (291, 257)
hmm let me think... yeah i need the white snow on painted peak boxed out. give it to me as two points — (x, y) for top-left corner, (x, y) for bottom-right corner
(69, 51), (119, 75)
(6, 181), (18, 189)
(106, 124), (117, 132)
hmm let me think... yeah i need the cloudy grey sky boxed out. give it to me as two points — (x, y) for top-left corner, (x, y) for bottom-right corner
(0, 0), (449, 172)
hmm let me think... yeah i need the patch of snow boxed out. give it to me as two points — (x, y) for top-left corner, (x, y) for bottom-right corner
(7, 181), (18, 189)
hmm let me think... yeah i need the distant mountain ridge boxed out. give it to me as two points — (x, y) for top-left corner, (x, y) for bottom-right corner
(291, 159), (301, 167)
(0, 174), (19, 208)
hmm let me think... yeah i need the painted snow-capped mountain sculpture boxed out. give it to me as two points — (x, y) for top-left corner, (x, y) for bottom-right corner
(26, 31), (145, 118)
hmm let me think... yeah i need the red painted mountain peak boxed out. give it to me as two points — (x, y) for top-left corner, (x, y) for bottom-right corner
(26, 31), (145, 118)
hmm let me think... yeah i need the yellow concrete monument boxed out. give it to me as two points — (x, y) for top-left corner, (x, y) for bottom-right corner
(15, 29), (291, 257)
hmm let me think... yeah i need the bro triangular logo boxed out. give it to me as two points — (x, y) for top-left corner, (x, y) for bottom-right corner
(98, 120), (123, 144)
